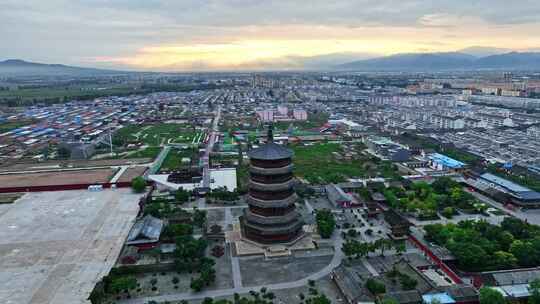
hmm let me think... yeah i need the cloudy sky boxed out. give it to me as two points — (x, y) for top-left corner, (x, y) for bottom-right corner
(2, 0), (540, 71)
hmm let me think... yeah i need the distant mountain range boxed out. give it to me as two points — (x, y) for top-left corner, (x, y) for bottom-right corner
(3, 51), (540, 75)
(0, 59), (127, 77)
(337, 52), (540, 71)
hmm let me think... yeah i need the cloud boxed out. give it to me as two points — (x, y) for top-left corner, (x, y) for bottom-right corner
(1, 0), (540, 70)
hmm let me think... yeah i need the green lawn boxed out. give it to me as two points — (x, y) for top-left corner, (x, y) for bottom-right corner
(113, 123), (204, 147)
(124, 147), (162, 159)
(160, 147), (198, 171)
(291, 143), (366, 184)
(273, 112), (329, 130)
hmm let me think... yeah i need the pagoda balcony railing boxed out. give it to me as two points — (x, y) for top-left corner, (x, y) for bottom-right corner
(247, 193), (298, 208)
(248, 179), (295, 192)
(249, 204), (295, 216)
(250, 158), (291, 168)
(242, 229), (302, 244)
(244, 209), (300, 225)
(250, 173), (293, 184)
(250, 164), (294, 175)
(242, 219), (304, 235)
(249, 189), (294, 200)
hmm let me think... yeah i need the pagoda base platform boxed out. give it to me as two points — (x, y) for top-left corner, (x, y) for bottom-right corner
(226, 223), (315, 257)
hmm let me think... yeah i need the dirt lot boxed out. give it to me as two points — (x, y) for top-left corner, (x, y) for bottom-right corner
(0, 168), (115, 187)
(0, 158), (152, 172)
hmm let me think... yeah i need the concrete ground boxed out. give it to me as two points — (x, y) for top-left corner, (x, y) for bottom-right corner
(239, 254), (333, 287)
(0, 189), (142, 304)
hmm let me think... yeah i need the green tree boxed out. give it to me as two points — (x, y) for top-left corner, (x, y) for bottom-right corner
(381, 298), (399, 304)
(175, 188), (190, 203)
(342, 241), (357, 259)
(529, 278), (540, 304)
(307, 294), (332, 304)
(347, 229), (358, 238)
(450, 243), (488, 270)
(202, 298), (214, 304)
(164, 223), (193, 238)
(316, 209), (336, 239)
(395, 242), (406, 255)
(109, 276), (137, 294)
(442, 207), (455, 219)
(431, 177), (458, 194)
(131, 176), (146, 193)
(365, 278), (386, 295)
(492, 251), (518, 269)
(190, 278), (204, 292)
(510, 240), (537, 267)
(400, 275), (418, 290)
(193, 208), (207, 228)
(479, 287), (506, 304)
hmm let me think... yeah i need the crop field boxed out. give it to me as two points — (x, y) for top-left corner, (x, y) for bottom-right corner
(0, 85), (137, 105)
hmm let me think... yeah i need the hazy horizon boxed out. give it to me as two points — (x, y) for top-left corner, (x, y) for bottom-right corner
(3, 1), (540, 72)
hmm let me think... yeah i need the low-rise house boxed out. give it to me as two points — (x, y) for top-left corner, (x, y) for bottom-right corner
(384, 209), (411, 239)
(326, 183), (356, 208)
(126, 215), (164, 249)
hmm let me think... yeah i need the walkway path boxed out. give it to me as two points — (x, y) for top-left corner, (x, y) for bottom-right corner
(231, 254), (242, 289)
(361, 258), (379, 276)
(202, 106), (221, 189)
(109, 165), (128, 183)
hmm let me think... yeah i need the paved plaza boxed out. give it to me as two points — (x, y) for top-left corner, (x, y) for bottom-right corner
(0, 189), (142, 304)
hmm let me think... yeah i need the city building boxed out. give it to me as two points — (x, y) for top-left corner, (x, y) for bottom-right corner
(277, 105), (288, 116)
(257, 109), (274, 122)
(240, 128), (304, 244)
(293, 109), (308, 120)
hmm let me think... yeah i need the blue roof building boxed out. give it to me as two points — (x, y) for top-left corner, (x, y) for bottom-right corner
(479, 172), (540, 207)
(428, 153), (465, 170)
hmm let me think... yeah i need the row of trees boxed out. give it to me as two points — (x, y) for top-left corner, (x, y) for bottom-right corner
(207, 187), (240, 202)
(341, 239), (406, 259)
(425, 218), (540, 271)
(170, 281), (332, 304)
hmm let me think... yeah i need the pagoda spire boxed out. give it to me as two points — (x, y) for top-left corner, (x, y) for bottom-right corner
(267, 123), (274, 142)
